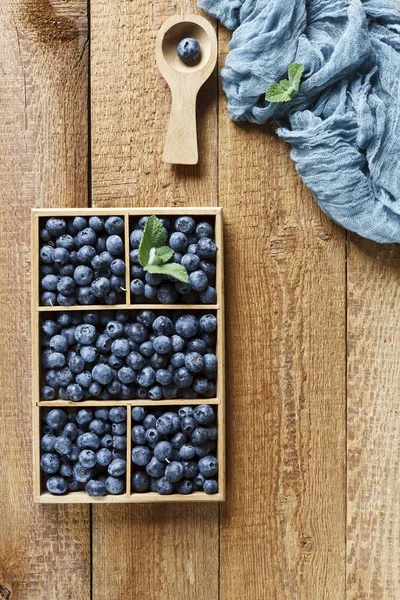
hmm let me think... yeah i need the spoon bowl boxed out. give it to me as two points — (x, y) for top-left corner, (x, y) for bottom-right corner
(156, 15), (217, 164)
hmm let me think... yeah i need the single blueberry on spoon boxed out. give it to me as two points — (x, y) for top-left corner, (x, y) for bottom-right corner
(177, 38), (200, 64)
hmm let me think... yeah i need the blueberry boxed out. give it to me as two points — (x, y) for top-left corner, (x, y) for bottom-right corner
(76, 227), (97, 249)
(105, 216), (124, 235)
(59, 464), (73, 478)
(172, 252), (183, 264)
(56, 276), (76, 296)
(104, 290), (117, 304)
(175, 479), (193, 494)
(154, 441), (173, 462)
(53, 247), (70, 267)
(105, 476), (125, 495)
(145, 272), (163, 285)
(84, 479), (106, 496)
(40, 453), (60, 474)
(65, 383), (83, 402)
(90, 363), (112, 386)
(148, 385), (163, 400)
(161, 383), (179, 399)
(109, 258), (125, 276)
(199, 314), (217, 334)
(61, 326), (77, 346)
(126, 323), (148, 344)
(181, 460), (198, 479)
(156, 415), (174, 436)
(155, 369), (173, 386)
(131, 424), (146, 445)
(185, 352), (204, 374)
(74, 265), (93, 287)
(71, 216), (87, 232)
(199, 286), (217, 304)
(198, 455), (218, 478)
(152, 335), (171, 354)
(73, 463), (93, 483)
(55, 367), (74, 387)
(100, 434), (113, 449)
(40, 228), (52, 243)
(62, 422), (78, 440)
(195, 222), (213, 239)
(152, 316), (173, 336)
(145, 456), (165, 477)
(106, 235), (123, 256)
(203, 353), (217, 372)
(149, 353), (168, 371)
(174, 216), (196, 234)
(144, 428), (159, 445)
(139, 340), (154, 358)
(181, 417), (196, 435)
(67, 478), (80, 491)
(46, 217), (67, 236)
(93, 408), (108, 422)
(132, 471), (150, 493)
(164, 461), (183, 483)
(188, 270), (207, 292)
(193, 404), (215, 425)
(41, 386), (55, 400)
(41, 291), (57, 306)
(106, 457), (126, 476)
(96, 448), (112, 467)
(191, 427), (209, 445)
(40, 245), (55, 264)
(59, 264), (75, 278)
(157, 284), (177, 304)
(48, 334), (68, 354)
(96, 334), (113, 355)
(57, 292), (77, 306)
(129, 228), (143, 249)
(187, 243), (198, 254)
(177, 38), (200, 63)
(91, 277), (111, 297)
(131, 278), (145, 296)
(171, 432), (186, 449)
(143, 413), (157, 429)
(76, 409), (93, 427)
(179, 444), (196, 460)
(197, 237), (217, 259)
(192, 377), (209, 395)
(175, 315), (198, 338)
(131, 446), (152, 466)
(76, 244), (96, 265)
(125, 351), (145, 371)
(89, 216), (104, 232)
(170, 352), (184, 369)
(137, 216), (149, 229)
(181, 253), (200, 273)
(156, 476), (174, 495)
(46, 476), (68, 495)
(42, 320), (60, 337)
(78, 345), (97, 364)
(109, 407), (126, 423)
(137, 366), (156, 388)
(144, 284), (157, 300)
(41, 274), (59, 291)
(174, 367), (193, 388)
(77, 432), (100, 450)
(78, 449), (96, 468)
(45, 409), (67, 430)
(203, 479), (218, 494)
(41, 433), (57, 452)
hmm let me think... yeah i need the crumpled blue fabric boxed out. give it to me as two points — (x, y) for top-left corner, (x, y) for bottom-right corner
(198, 0), (400, 243)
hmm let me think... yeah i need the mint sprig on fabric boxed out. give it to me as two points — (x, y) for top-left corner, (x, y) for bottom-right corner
(266, 63), (304, 103)
(138, 215), (189, 283)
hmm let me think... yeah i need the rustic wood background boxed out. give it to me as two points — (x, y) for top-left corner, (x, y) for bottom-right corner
(1, 1), (399, 598)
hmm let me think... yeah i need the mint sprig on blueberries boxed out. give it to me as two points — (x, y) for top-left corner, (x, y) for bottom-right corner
(266, 62), (304, 103)
(138, 215), (189, 283)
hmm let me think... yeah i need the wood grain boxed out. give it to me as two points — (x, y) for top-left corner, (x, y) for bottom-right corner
(0, 0), (90, 598)
(217, 28), (347, 599)
(90, 1), (219, 598)
(347, 238), (400, 599)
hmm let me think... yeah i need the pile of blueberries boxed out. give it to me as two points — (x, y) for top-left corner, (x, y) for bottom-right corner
(131, 404), (218, 495)
(130, 216), (217, 304)
(39, 215), (126, 306)
(40, 407), (127, 496)
(41, 310), (217, 401)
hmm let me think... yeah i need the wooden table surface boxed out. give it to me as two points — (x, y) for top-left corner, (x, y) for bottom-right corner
(1, 1), (399, 599)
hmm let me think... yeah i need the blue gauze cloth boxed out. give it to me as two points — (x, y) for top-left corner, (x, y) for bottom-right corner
(198, 0), (400, 243)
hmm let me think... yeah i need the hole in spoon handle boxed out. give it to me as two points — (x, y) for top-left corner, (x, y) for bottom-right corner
(163, 90), (198, 165)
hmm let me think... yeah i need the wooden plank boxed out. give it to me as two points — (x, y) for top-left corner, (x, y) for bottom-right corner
(217, 29), (347, 599)
(347, 238), (400, 599)
(90, 0), (219, 598)
(0, 0), (90, 598)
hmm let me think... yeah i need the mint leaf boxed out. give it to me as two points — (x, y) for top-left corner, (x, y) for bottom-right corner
(154, 246), (174, 264)
(288, 63), (304, 92)
(265, 82), (295, 103)
(146, 262), (189, 283)
(266, 62), (304, 103)
(138, 215), (167, 267)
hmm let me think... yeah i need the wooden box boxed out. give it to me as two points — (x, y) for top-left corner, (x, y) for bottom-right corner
(32, 207), (225, 503)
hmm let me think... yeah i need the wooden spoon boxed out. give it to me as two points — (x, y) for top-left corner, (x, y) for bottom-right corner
(156, 15), (217, 165)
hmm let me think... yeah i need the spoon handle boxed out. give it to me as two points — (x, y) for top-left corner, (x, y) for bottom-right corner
(163, 89), (198, 165)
